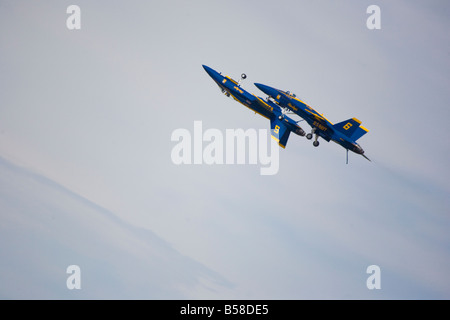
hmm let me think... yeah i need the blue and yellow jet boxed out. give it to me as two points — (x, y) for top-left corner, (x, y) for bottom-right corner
(254, 83), (370, 163)
(203, 65), (305, 148)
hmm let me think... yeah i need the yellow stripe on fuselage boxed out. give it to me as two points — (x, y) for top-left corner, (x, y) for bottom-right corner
(292, 96), (311, 108)
(225, 76), (238, 85)
(228, 91), (270, 120)
(285, 94), (334, 125)
(303, 108), (334, 125)
(252, 94), (274, 112)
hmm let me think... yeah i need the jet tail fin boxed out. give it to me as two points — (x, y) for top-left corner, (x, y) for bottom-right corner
(333, 118), (369, 141)
(270, 117), (291, 148)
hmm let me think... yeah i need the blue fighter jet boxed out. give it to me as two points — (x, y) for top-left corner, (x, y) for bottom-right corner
(203, 65), (305, 148)
(254, 83), (370, 163)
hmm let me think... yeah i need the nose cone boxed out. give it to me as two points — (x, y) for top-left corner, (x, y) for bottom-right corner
(202, 64), (214, 75)
(354, 145), (364, 155)
(202, 65), (222, 83)
(254, 83), (280, 98)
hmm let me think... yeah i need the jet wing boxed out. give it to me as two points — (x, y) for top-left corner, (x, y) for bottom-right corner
(253, 95), (276, 113)
(302, 108), (326, 124)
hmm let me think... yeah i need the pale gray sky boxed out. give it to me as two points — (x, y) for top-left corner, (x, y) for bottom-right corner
(0, 0), (449, 299)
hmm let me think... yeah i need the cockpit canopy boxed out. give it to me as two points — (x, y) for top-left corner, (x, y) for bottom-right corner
(286, 91), (296, 98)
